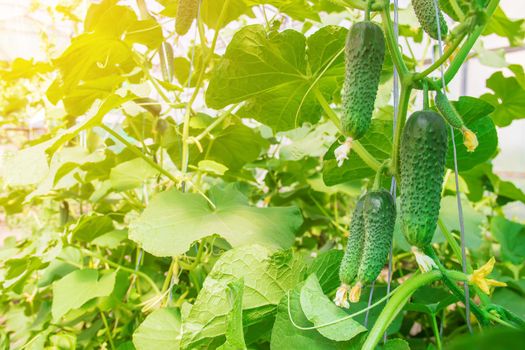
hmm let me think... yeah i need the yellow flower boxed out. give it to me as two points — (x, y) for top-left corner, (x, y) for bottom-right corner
(468, 257), (507, 294)
(461, 126), (479, 152)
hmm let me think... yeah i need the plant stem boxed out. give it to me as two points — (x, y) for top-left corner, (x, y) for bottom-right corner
(414, 32), (466, 80)
(424, 247), (490, 326)
(100, 125), (179, 184)
(420, 0), (500, 90)
(81, 248), (161, 294)
(390, 84), (411, 177)
(430, 313), (442, 350)
(100, 310), (116, 350)
(313, 88), (381, 171)
(437, 218), (472, 273)
(362, 270), (442, 350)
(381, 4), (408, 77)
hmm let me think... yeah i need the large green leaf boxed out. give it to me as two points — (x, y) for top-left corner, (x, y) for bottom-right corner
(181, 245), (305, 348)
(490, 216), (525, 265)
(323, 119), (393, 185)
(270, 284), (364, 350)
(109, 157), (158, 191)
(300, 274), (366, 341)
(129, 184), (303, 257)
(133, 308), (182, 350)
(52, 269), (116, 320)
(445, 96), (498, 172)
(306, 249), (344, 294)
(168, 120), (269, 172)
(2, 139), (52, 186)
(206, 25), (346, 131)
(49, 1), (162, 116)
(481, 65), (525, 127)
(483, 6), (525, 46)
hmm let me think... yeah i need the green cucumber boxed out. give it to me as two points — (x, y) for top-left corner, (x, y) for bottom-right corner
(176, 0), (199, 35)
(434, 91), (463, 128)
(341, 21), (385, 139)
(400, 111), (448, 249)
(350, 189), (396, 302)
(412, 0), (448, 40)
(338, 196), (366, 287)
(435, 91), (478, 151)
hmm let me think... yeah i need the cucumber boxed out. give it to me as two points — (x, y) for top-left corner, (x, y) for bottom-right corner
(341, 21), (385, 140)
(399, 111), (448, 249)
(435, 91), (478, 151)
(412, 0), (448, 40)
(176, 0), (199, 35)
(338, 196), (366, 286)
(434, 91), (463, 128)
(350, 189), (396, 302)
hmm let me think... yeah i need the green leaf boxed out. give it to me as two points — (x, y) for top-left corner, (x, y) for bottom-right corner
(132, 308), (182, 350)
(200, 0), (253, 29)
(461, 163), (525, 204)
(217, 279), (247, 350)
(323, 119), (393, 185)
(490, 216), (525, 265)
(52, 269), (116, 320)
(72, 214), (114, 242)
(300, 274), (366, 341)
(129, 184), (302, 257)
(270, 284), (364, 350)
(381, 338), (411, 350)
(181, 245), (305, 348)
(170, 121), (268, 172)
(110, 157), (158, 191)
(306, 249), (344, 294)
(481, 65), (525, 127)
(483, 6), (525, 46)
(278, 122), (338, 161)
(445, 96), (498, 171)
(197, 160), (229, 175)
(2, 139), (53, 186)
(207, 25), (346, 131)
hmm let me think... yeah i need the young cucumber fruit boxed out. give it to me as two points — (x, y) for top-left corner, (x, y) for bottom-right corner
(341, 21), (385, 140)
(336, 190), (396, 306)
(400, 111), (448, 270)
(412, 0), (448, 40)
(350, 189), (396, 302)
(435, 91), (479, 152)
(176, 0), (199, 35)
(338, 196), (366, 287)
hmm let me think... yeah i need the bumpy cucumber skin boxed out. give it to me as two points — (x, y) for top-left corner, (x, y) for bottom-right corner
(339, 196), (366, 286)
(356, 190), (396, 284)
(412, 0), (448, 40)
(435, 91), (464, 129)
(400, 111), (448, 248)
(176, 0), (199, 35)
(341, 21), (385, 140)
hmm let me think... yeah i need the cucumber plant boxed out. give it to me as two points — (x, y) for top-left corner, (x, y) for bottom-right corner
(0, 0), (522, 349)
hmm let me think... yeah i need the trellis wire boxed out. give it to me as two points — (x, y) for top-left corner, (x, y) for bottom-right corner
(431, 0), (472, 333)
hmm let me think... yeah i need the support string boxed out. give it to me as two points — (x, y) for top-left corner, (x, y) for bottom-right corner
(431, 0), (472, 333)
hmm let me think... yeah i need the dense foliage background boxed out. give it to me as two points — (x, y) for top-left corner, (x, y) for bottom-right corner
(0, 0), (524, 349)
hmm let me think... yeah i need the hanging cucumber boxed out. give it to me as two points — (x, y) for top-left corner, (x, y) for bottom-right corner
(335, 196), (366, 308)
(349, 189), (396, 302)
(399, 111), (448, 271)
(412, 0), (448, 40)
(434, 91), (479, 152)
(341, 21), (385, 140)
(176, 0), (199, 35)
